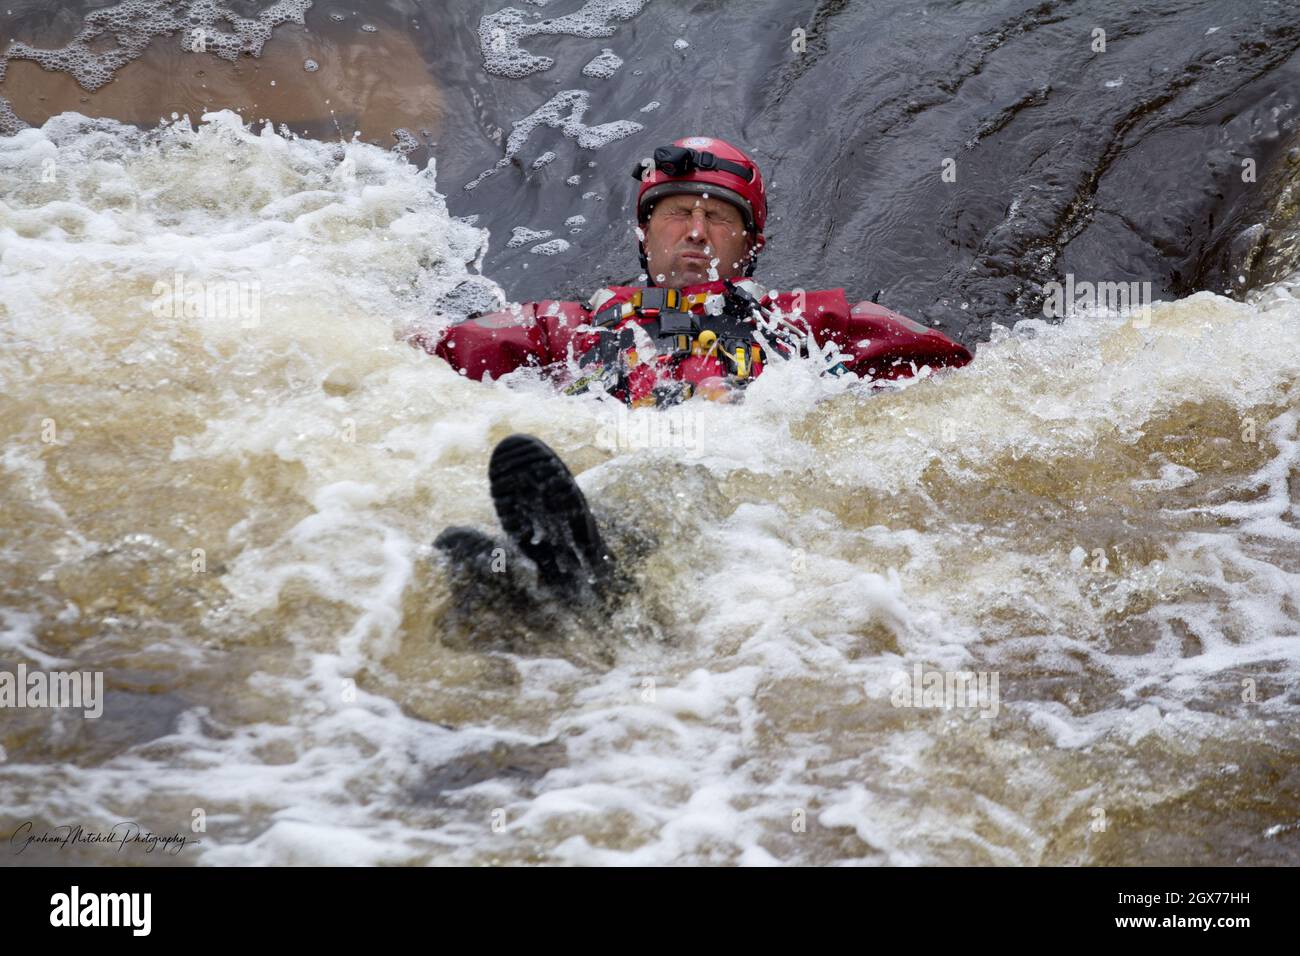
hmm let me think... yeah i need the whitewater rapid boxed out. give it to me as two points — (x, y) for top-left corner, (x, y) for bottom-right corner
(1, 112), (1298, 865)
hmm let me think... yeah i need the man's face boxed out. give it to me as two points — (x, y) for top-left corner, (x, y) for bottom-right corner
(641, 193), (754, 289)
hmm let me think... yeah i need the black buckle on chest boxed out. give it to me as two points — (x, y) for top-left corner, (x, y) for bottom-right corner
(657, 310), (697, 336)
(638, 287), (670, 316)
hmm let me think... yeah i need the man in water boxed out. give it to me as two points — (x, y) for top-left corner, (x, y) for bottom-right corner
(424, 136), (972, 598)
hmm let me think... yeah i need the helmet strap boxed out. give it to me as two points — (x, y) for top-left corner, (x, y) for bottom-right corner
(638, 239), (653, 286)
(742, 233), (763, 277)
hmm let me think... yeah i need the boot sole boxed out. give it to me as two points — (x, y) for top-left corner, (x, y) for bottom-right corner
(489, 434), (610, 590)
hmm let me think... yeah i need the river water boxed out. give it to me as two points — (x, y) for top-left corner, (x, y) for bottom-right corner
(1, 0), (1298, 865)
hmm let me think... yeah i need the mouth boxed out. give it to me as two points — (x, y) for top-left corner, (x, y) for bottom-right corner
(679, 252), (710, 262)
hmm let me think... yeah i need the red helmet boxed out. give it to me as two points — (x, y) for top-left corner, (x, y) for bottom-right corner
(631, 136), (767, 280)
(633, 136), (767, 234)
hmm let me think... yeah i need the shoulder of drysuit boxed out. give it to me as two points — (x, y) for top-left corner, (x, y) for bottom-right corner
(455, 299), (585, 327)
(580, 281), (853, 314)
(447, 282), (738, 328)
(775, 287), (961, 339)
(449, 282), (949, 336)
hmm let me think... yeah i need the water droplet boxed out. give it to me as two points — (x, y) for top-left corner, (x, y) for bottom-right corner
(303, 59), (319, 73)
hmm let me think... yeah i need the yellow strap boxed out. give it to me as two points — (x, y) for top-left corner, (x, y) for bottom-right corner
(630, 289), (681, 309)
(628, 289), (706, 311)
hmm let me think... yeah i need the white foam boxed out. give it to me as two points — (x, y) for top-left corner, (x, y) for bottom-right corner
(581, 48), (624, 79)
(478, 1), (650, 78)
(2, 0), (311, 92)
(507, 226), (553, 248)
(464, 90), (642, 190)
(529, 238), (570, 255)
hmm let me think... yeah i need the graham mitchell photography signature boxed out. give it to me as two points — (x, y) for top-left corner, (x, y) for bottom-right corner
(10, 821), (199, 856)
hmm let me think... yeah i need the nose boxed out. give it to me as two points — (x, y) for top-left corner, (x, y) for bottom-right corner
(685, 207), (709, 240)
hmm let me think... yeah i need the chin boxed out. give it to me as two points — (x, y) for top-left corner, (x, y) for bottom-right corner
(673, 267), (711, 285)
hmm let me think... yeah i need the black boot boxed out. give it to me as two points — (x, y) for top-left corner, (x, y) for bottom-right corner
(489, 434), (613, 594)
(432, 525), (499, 568)
(434, 434), (614, 596)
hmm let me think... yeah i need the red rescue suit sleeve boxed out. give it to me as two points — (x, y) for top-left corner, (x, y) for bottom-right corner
(420, 303), (555, 381)
(794, 291), (972, 380)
